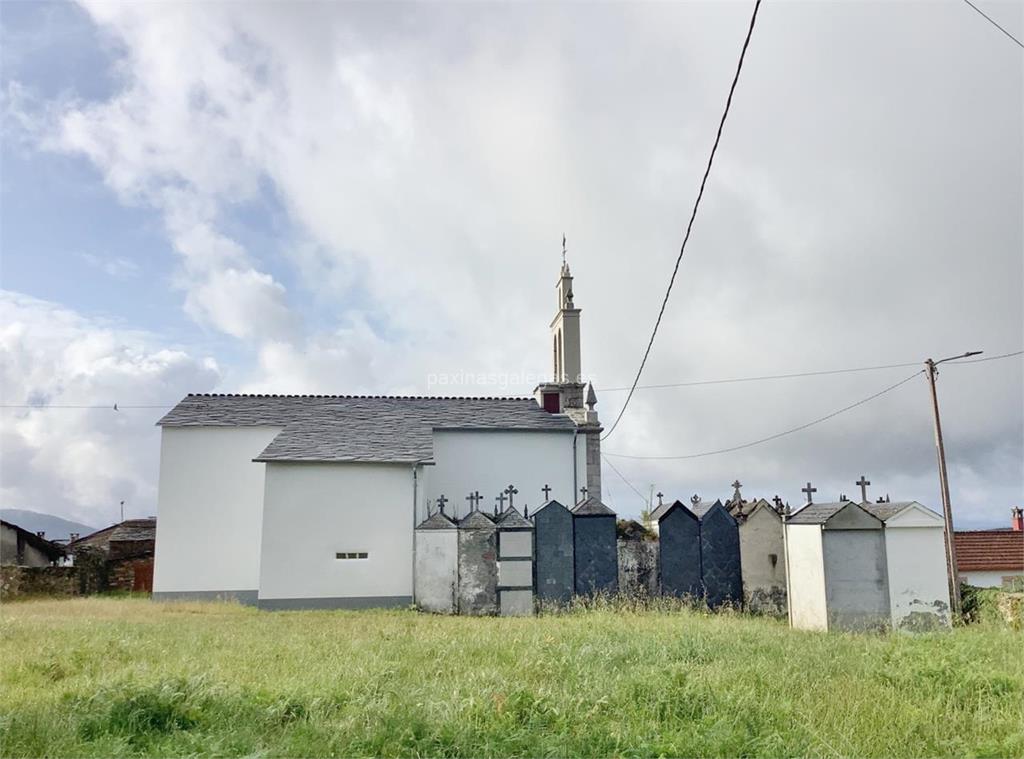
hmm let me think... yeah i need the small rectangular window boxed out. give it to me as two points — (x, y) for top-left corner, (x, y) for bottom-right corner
(335, 552), (369, 560)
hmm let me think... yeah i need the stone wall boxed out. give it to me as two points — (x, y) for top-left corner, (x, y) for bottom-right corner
(1, 565), (79, 600)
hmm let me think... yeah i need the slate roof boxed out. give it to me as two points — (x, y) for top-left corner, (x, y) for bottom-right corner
(68, 518), (156, 549)
(862, 501), (929, 522)
(496, 507), (532, 528)
(459, 511), (496, 529)
(785, 502), (847, 524)
(954, 530), (1024, 571)
(158, 394), (575, 463)
(416, 512), (457, 530)
(690, 499), (724, 519)
(573, 497), (615, 516)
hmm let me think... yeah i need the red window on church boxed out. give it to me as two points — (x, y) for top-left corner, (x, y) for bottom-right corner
(543, 393), (560, 414)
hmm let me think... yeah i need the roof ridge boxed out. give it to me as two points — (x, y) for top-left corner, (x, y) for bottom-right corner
(185, 393), (533, 401)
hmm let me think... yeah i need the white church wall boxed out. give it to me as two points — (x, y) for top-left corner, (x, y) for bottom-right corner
(258, 461), (414, 609)
(785, 524), (827, 631)
(884, 525), (951, 630)
(153, 425), (282, 603)
(427, 430), (579, 520)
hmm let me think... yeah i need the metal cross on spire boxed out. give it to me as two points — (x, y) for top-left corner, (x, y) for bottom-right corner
(579, 485), (588, 500)
(856, 476), (871, 503)
(466, 491), (481, 513)
(731, 479), (743, 503)
(801, 482), (817, 505)
(541, 484), (552, 501)
(436, 494), (449, 515)
(504, 484), (519, 510)
(772, 495), (783, 511)
(656, 491), (664, 507)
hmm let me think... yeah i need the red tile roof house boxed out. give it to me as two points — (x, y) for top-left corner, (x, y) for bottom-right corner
(955, 508), (1024, 590)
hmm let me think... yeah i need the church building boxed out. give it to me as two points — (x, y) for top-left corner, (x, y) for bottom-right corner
(152, 260), (602, 609)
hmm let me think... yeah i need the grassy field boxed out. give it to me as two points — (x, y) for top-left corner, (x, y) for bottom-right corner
(1, 597), (1022, 758)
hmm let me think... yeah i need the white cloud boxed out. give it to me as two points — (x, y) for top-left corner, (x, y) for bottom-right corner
(7, 1), (1022, 526)
(0, 291), (219, 525)
(77, 252), (140, 279)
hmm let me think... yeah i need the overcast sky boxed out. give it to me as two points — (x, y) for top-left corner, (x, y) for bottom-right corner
(1, 0), (1021, 529)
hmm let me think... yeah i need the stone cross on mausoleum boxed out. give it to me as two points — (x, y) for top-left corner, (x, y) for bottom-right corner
(466, 491), (482, 513)
(802, 482), (817, 505)
(856, 475), (871, 503)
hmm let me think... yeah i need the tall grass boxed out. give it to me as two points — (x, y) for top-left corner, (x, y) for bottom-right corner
(1, 597), (1021, 757)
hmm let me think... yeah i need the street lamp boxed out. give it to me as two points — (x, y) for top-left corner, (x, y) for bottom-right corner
(925, 350), (982, 619)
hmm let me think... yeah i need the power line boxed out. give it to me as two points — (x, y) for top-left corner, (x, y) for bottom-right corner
(953, 349), (1023, 364)
(2, 351), (1017, 411)
(599, 360), (922, 392)
(604, 369), (924, 460)
(601, 454), (649, 505)
(602, 0), (762, 442)
(599, 349), (1023, 393)
(961, 0), (1024, 49)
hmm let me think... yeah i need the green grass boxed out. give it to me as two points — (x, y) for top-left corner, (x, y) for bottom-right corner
(1, 597), (1022, 757)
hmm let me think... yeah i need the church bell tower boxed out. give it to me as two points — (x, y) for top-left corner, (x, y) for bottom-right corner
(534, 239), (602, 502)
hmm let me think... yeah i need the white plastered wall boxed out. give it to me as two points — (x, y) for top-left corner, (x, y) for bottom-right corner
(153, 426), (282, 597)
(426, 430), (580, 521)
(785, 523), (827, 631)
(258, 462), (414, 603)
(883, 508), (951, 629)
(960, 569), (1022, 588)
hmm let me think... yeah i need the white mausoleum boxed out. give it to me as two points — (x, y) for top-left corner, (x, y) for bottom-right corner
(153, 262), (602, 609)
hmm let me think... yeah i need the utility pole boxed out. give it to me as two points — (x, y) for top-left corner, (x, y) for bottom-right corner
(925, 350), (982, 619)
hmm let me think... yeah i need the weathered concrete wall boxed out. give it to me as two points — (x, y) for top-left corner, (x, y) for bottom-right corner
(458, 513), (498, 615)
(618, 538), (658, 597)
(660, 505), (701, 599)
(785, 524), (827, 631)
(415, 527), (458, 613)
(533, 501), (575, 604)
(574, 515), (618, 595)
(700, 505), (742, 608)
(739, 507), (787, 616)
(0, 566), (78, 599)
(884, 525), (950, 630)
(823, 530), (890, 631)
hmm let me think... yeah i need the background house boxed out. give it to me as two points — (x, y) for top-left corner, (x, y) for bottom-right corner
(955, 508), (1024, 589)
(1, 520), (64, 567)
(68, 518), (157, 592)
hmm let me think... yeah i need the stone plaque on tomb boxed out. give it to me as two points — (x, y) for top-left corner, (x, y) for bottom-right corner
(700, 503), (743, 608)
(496, 507), (534, 616)
(457, 510), (498, 615)
(659, 500), (702, 599)
(573, 498), (618, 596)
(532, 500), (575, 604)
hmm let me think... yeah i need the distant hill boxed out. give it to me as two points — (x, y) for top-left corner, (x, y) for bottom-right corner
(0, 509), (98, 542)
